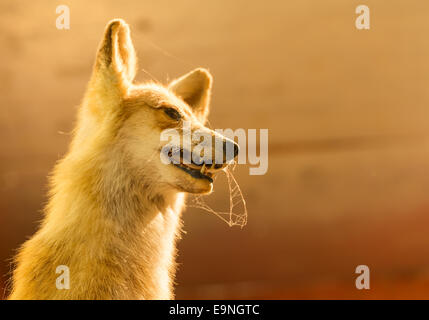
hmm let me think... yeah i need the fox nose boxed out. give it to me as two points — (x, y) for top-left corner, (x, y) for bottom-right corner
(233, 142), (240, 158)
(223, 140), (240, 162)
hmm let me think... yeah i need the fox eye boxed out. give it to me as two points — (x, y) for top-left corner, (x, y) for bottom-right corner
(163, 108), (182, 121)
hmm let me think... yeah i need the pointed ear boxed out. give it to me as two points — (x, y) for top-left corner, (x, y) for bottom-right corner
(85, 19), (137, 116)
(169, 68), (212, 123)
(95, 19), (136, 83)
(95, 19), (137, 86)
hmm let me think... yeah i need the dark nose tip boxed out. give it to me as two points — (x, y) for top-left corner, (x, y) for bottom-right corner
(233, 142), (239, 157)
(223, 140), (240, 161)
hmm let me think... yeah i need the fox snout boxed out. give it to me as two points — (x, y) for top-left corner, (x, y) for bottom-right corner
(168, 136), (239, 168)
(175, 136), (237, 185)
(208, 136), (239, 169)
(223, 138), (240, 161)
(192, 131), (239, 168)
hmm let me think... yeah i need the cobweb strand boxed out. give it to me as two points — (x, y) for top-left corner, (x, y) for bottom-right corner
(189, 167), (247, 228)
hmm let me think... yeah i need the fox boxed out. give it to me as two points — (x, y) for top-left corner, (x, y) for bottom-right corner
(8, 19), (239, 300)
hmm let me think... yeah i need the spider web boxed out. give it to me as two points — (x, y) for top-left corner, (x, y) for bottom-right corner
(189, 166), (247, 228)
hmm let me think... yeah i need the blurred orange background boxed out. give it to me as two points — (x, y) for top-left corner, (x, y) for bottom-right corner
(2, 0), (429, 299)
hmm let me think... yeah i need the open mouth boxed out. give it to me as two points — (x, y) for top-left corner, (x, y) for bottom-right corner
(173, 163), (214, 183)
(169, 149), (225, 183)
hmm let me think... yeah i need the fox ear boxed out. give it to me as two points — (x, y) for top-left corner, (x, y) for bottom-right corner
(91, 19), (137, 91)
(85, 19), (137, 116)
(169, 68), (212, 123)
(96, 19), (136, 85)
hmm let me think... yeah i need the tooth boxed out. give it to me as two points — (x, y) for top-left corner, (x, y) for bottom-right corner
(201, 164), (206, 174)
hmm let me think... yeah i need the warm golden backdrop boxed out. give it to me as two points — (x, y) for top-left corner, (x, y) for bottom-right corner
(1, 0), (429, 299)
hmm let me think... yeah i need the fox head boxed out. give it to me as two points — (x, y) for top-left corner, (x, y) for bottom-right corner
(74, 19), (238, 195)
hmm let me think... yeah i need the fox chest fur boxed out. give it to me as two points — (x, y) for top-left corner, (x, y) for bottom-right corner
(10, 141), (185, 299)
